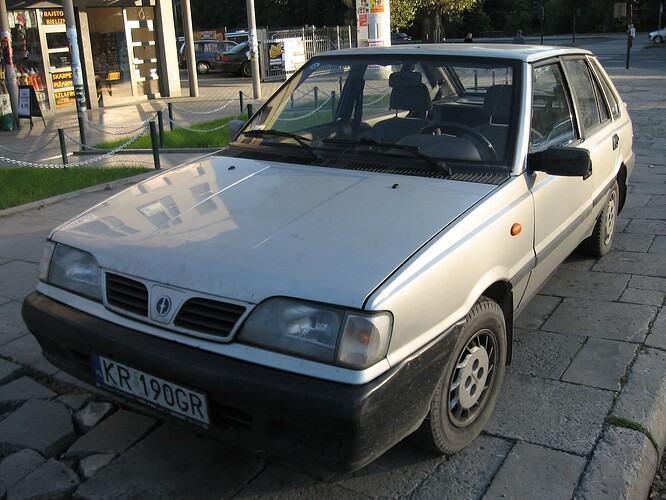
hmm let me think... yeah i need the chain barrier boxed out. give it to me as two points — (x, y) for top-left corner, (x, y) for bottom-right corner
(0, 124), (149, 169)
(0, 133), (60, 155)
(364, 91), (391, 106)
(164, 115), (231, 133)
(80, 114), (155, 131)
(275, 95), (333, 122)
(169, 100), (236, 115)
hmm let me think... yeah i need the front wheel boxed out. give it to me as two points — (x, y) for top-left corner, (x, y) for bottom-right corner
(579, 180), (619, 257)
(655, 35), (664, 44)
(411, 297), (507, 455)
(240, 62), (252, 77)
(196, 61), (210, 75)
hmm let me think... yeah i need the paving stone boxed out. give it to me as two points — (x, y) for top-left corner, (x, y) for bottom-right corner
(616, 217), (631, 233)
(408, 435), (512, 500)
(510, 329), (585, 380)
(0, 302), (32, 348)
(0, 358), (22, 385)
(542, 298), (655, 343)
(593, 250), (666, 277)
(558, 254), (596, 272)
(647, 308), (666, 350)
(6, 459), (80, 500)
(78, 454), (116, 480)
(483, 442), (586, 500)
(65, 410), (156, 459)
(620, 287), (665, 306)
(613, 232), (654, 252)
(74, 401), (116, 433)
(612, 348), (666, 454)
(72, 423), (264, 499)
(0, 216), (59, 263)
(575, 426), (657, 500)
(57, 393), (93, 412)
(1, 333), (59, 375)
(625, 219), (666, 236)
(486, 373), (614, 455)
(629, 274), (666, 293)
(0, 261), (38, 302)
(515, 295), (561, 330)
(649, 235), (666, 254)
(0, 449), (46, 495)
(0, 376), (56, 412)
(0, 400), (75, 457)
(562, 338), (638, 391)
(540, 269), (630, 301)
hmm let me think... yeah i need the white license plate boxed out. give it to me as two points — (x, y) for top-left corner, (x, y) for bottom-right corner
(91, 354), (210, 427)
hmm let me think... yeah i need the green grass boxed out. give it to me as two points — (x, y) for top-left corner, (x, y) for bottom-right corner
(95, 115), (240, 149)
(0, 166), (151, 209)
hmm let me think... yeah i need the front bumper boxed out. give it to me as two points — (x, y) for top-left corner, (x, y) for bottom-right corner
(22, 291), (457, 471)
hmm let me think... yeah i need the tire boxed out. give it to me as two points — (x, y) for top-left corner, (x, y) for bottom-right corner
(411, 297), (507, 455)
(579, 180), (619, 257)
(655, 35), (664, 44)
(196, 62), (210, 75)
(240, 62), (252, 77)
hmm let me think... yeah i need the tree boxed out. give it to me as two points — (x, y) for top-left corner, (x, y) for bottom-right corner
(391, 0), (419, 32)
(419, 0), (479, 42)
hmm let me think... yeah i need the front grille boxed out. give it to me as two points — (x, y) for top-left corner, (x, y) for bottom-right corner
(175, 297), (246, 339)
(106, 273), (149, 317)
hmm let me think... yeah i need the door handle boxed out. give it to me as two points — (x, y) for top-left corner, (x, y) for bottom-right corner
(612, 134), (619, 150)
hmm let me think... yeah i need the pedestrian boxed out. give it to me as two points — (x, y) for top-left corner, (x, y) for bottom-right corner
(513, 29), (526, 44)
(464, 32), (473, 43)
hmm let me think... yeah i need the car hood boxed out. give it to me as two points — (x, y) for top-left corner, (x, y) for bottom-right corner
(54, 156), (496, 307)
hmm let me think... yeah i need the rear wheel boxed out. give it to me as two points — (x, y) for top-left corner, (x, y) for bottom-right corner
(196, 61), (210, 74)
(579, 180), (619, 257)
(240, 61), (252, 77)
(655, 35), (664, 43)
(411, 297), (506, 454)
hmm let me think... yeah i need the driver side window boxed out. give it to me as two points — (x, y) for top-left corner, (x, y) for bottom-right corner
(530, 64), (577, 152)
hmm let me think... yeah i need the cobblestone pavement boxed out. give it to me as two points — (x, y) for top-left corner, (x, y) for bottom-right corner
(1, 38), (666, 499)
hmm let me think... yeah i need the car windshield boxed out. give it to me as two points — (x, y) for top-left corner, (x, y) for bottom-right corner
(229, 42), (249, 53)
(233, 54), (520, 173)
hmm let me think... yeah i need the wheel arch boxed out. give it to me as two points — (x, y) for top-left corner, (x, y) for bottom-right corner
(616, 163), (628, 213)
(481, 280), (514, 364)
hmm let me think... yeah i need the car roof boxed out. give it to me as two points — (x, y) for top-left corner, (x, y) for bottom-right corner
(320, 44), (593, 63)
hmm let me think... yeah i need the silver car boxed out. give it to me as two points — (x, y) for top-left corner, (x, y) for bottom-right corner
(23, 45), (634, 472)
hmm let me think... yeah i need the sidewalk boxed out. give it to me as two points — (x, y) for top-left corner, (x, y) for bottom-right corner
(1, 63), (666, 498)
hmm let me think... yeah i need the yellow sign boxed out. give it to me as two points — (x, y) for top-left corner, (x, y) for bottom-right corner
(52, 71), (73, 89)
(42, 9), (66, 25)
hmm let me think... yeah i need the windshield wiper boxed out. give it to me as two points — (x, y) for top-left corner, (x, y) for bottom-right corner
(323, 138), (452, 177)
(241, 129), (323, 160)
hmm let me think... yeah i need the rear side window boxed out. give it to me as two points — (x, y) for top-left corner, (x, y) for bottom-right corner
(589, 58), (621, 119)
(562, 59), (610, 133)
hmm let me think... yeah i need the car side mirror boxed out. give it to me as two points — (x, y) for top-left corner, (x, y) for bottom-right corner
(527, 146), (592, 179)
(228, 119), (247, 142)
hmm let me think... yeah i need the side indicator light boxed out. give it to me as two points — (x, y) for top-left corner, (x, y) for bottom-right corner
(511, 223), (522, 236)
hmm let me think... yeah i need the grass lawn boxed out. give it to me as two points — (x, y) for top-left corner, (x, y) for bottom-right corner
(96, 115), (240, 149)
(0, 166), (151, 210)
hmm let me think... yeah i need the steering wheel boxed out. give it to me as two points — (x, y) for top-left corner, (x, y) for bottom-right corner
(419, 122), (498, 162)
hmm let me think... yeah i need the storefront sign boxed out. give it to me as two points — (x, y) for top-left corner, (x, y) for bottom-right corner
(54, 89), (76, 108)
(18, 85), (45, 127)
(52, 71), (73, 89)
(42, 10), (66, 25)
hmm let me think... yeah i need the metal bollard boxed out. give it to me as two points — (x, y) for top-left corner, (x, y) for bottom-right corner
(77, 115), (87, 151)
(149, 121), (161, 170)
(239, 91), (244, 113)
(157, 111), (165, 148)
(331, 91), (337, 116)
(58, 129), (68, 166)
(314, 87), (319, 109)
(247, 103), (253, 120)
(167, 103), (174, 132)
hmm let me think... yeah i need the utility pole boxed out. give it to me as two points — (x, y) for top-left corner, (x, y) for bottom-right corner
(540, 3), (545, 45)
(62, 0), (86, 114)
(0, 0), (19, 124)
(626, 1), (635, 69)
(181, 0), (198, 97)
(245, 0), (261, 99)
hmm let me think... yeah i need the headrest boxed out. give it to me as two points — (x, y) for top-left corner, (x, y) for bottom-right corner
(483, 84), (513, 121)
(389, 71), (423, 88)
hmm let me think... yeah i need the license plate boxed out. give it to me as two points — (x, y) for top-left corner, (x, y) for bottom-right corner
(91, 354), (210, 427)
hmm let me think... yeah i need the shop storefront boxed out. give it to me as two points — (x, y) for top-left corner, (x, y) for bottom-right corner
(1, 0), (180, 125)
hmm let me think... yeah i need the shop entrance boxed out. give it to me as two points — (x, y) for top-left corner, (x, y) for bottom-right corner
(88, 8), (131, 106)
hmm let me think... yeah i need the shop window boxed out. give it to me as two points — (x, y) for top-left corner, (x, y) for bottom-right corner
(9, 10), (49, 110)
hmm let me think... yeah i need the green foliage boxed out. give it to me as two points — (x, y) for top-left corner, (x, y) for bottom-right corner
(0, 167), (151, 210)
(391, 0), (419, 31)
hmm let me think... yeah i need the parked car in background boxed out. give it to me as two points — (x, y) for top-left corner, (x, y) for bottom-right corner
(391, 32), (412, 44)
(218, 41), (252, 77)
(179, 39), (238, 74)
(24, 44), (633, 473)
(649, 27), (666, 43)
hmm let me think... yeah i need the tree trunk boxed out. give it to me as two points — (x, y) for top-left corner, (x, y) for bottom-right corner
(421, 8), (444, 43)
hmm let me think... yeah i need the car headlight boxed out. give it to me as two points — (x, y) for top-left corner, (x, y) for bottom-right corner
(237, 297), (392, 369)
(39, 242), (102, 301)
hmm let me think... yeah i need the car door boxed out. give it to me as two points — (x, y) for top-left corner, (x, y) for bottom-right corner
(524, 56), (616, 299)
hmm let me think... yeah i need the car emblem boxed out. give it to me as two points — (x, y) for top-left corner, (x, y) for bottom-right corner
(155, 296), (172, 317)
